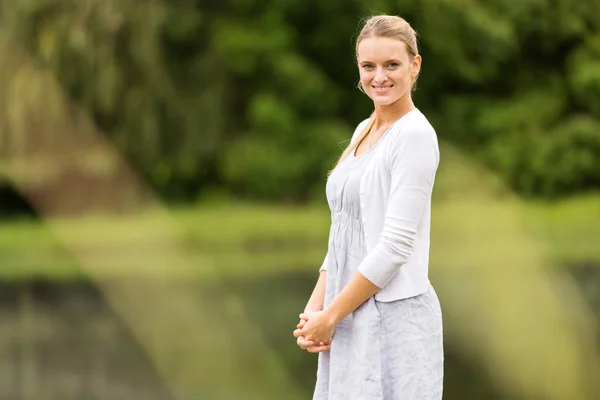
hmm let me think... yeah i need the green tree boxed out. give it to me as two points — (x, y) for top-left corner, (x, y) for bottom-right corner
(1, 0), (599, 203)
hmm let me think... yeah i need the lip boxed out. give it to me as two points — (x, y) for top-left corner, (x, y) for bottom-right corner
(372, 84), (394, 94)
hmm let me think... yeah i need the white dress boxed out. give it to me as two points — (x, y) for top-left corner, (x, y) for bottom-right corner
(313, 137), (444, 400)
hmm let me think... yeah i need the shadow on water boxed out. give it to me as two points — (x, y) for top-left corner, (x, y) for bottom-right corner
(0, 280), (176, 400)
(0, 263), (598, 400)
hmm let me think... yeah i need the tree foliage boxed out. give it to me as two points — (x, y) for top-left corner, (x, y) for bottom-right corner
(1, 0), (599, 202)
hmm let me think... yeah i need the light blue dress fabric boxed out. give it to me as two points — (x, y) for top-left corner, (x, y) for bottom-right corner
(314, 138), (444, 400)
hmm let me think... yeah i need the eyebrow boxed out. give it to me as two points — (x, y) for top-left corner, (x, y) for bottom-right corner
(359, 59), (402, 64)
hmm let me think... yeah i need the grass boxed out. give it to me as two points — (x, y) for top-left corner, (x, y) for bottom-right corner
(0, 194), (598, 282)
(516, 193), (600, 265)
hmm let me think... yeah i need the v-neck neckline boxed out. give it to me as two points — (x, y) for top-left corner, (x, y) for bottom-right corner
(353, 108), (419, 158)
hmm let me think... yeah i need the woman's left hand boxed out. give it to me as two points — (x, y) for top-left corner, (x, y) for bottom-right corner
(293, 311), (336, 345)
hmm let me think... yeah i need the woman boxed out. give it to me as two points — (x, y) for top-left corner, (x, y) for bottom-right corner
(293, 14), (444, 400)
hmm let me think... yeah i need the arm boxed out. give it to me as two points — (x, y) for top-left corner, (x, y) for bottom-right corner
(296, 271), (331, 352)
(321, 128), (439, 327)
(304, 270), (327, 313)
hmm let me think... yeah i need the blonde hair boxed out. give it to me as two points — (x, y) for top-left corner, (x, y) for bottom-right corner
(331, 15), (420, 171)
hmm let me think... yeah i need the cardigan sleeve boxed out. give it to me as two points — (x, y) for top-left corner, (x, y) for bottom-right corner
(357, 126), (439, 288)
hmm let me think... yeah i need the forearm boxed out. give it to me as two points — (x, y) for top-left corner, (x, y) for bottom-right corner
(304, 270), (327, 312)
(323, 271), (380, 325)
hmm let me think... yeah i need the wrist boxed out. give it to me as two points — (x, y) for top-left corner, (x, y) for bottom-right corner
(323, 305), (343, 326)
(304, 303), (323, 313)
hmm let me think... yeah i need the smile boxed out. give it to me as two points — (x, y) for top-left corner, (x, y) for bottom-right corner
(372, 85), (394, 93)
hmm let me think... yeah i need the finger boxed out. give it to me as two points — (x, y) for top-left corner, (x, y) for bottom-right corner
(306, 344), (331, 353)
(306, 346), (331, 353)
(297, 319), (306, 329)
(297, 337), (315, 349)
(293, 329), (305, 338)
(306, 335), (320, 343)
(308, 337), (328, 345)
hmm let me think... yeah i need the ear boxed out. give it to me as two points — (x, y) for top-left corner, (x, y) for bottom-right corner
(411, 55), (422, 78)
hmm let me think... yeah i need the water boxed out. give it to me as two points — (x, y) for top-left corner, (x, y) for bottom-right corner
(0, 264), (598, 400)
(0, 281), (174, 400)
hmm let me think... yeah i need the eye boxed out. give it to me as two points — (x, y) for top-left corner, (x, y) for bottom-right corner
(361, 64), (375, 70)
(387, 62), (399, 69)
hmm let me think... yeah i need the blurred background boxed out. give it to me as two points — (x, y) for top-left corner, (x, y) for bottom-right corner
(1, 0), (599, 399)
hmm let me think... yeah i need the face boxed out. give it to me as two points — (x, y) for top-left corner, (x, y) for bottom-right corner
(356, 36), (421, 106)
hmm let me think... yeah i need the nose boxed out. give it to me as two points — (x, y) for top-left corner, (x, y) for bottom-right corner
(374, 67), (388, 83)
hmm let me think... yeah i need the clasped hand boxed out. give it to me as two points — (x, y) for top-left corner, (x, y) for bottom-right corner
(293, 311), (335, 353)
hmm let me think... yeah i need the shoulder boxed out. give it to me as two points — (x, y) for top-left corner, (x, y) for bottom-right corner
(390, 109), (438, 149)
(387, 110), (439, 167)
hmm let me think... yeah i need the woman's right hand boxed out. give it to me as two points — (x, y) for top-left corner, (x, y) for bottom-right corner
(296, 317), (331, 353)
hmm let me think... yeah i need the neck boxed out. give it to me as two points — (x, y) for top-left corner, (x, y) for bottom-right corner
(372, 95), (416, 128)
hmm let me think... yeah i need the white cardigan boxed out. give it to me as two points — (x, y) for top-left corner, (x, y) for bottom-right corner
(320, 108), (440, 302)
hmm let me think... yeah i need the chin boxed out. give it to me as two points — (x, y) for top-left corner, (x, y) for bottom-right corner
(375, 99), (398, 106)
(370, 96), (401, 107)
